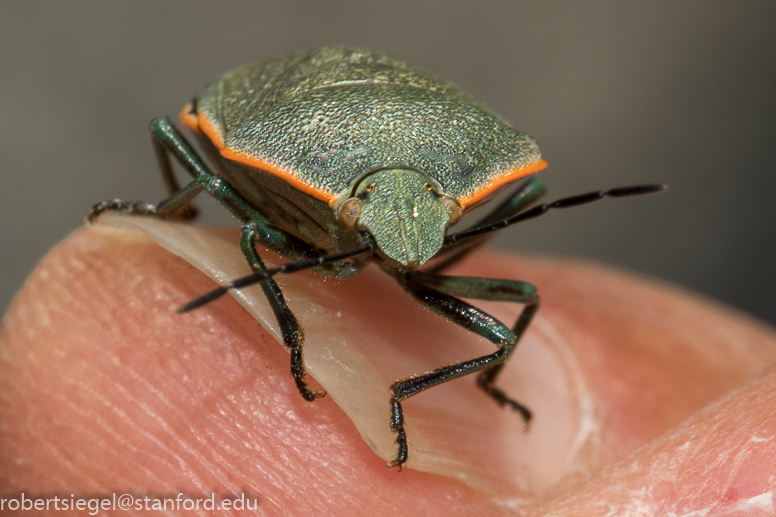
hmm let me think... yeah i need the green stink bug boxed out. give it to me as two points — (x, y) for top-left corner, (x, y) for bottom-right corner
(89, 46), (664, 470)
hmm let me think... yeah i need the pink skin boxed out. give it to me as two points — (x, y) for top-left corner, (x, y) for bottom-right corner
(1, 227), (776, 515)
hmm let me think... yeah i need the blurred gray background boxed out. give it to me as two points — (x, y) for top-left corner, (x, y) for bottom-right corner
(1, 2), (775, 326)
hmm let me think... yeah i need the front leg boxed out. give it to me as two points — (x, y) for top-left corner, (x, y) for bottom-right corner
(385, 271), (539, 469)
(241, 222), (325, 401)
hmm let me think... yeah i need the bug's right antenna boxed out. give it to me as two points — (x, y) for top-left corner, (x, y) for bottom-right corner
(444, 184), (667, 245)
(178, 241), (376, 313)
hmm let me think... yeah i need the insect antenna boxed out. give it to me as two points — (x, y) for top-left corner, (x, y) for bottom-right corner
(445, 184), (667, 245)
(178, 241), (376, 313)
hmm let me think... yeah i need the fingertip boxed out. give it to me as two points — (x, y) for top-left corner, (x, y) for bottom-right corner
(3, 224), (775, 515)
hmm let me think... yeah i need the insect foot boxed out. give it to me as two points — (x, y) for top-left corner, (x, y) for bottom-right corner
(88, 199), (156, 223)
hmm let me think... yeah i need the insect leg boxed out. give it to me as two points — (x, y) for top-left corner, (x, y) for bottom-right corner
(155, 180), (347, 400)
(88, 117), (215, 221)
(430, 177), (546, 272)
(175, 220), (365, 399)
(148, 117), (213, 180)
(89, 118), (347, 401)
(93, 119), (355, 276)
(386, 271), (538, 468)
(90, 118), (294, 223)
(411, 272), (538, 414)
(150, 118), (204, 219)
(240, 223), (324, 402)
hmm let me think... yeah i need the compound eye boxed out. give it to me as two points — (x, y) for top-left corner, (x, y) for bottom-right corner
(364, 184), (375, 193)
(424, 183), (433, 191)
(338, 198), (362, 229)
(440, 196), (463, 227)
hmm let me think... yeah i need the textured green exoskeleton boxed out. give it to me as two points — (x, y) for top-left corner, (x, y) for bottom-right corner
(90, 46), (665, 470)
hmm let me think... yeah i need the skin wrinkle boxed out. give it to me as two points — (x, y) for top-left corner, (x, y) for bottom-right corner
(213, 354), (285, 490)
(206, 420), (260, 491)
(19, 431), (75, 491)
(8, 286), (110, 491)
(14, 253), (189, 491)
(70, 303), (217, 489)
(156, 312), (310, 490)
(215, 407), (301, 492)
(115, 365), (223, 489)
(42, 377), (139, 488)
(63, 356), (186, 477)
(32, 330), (190, 489)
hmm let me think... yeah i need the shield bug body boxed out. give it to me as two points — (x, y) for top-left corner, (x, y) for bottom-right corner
(90, 46), (664, 469)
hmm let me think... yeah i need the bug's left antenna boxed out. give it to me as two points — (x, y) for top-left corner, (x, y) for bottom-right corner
(445, 184), (667, 245)
(178, 242), (376, 313)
